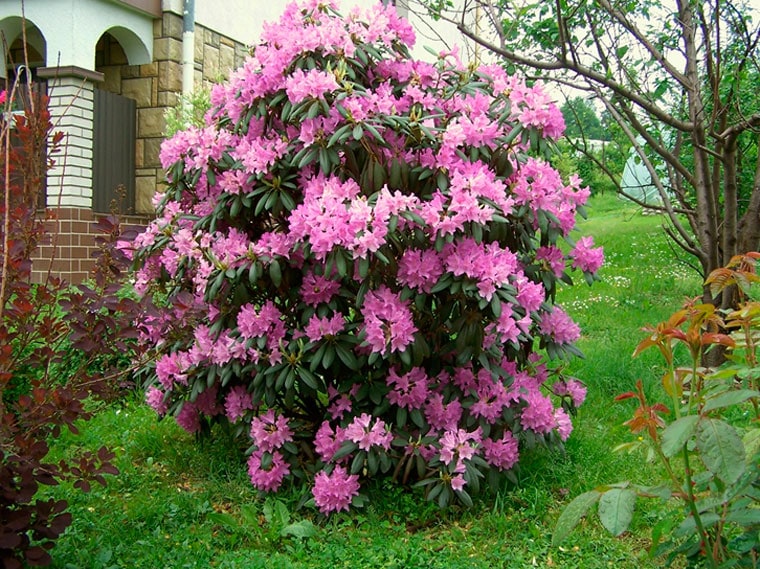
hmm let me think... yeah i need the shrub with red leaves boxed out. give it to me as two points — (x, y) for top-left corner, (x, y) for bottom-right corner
(0, 82), (148, 567)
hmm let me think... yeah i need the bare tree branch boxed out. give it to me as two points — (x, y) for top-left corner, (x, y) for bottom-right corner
(452, 19), (694, 131)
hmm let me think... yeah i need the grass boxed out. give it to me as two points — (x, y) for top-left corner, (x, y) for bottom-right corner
(45, 192), (703, 568)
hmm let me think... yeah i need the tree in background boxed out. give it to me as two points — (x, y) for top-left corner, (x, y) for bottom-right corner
(414, 0), (760, 311)
(561, 97), (605, 141)
(555, 97), (628, 195)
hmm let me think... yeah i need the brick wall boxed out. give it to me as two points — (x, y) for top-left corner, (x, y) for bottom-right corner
(30, 10), (251, 285)
(34, 207), (98, 284)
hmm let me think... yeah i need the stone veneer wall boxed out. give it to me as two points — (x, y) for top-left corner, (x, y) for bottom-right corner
(98, 11), (249, 216)
(31, 10), (249, 284)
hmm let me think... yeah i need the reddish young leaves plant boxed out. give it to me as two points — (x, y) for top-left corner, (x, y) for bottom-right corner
(555, 253), (760, 568)
(0, 80), (148, 567)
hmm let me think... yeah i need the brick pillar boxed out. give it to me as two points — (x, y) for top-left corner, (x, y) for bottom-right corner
(31, 66), (105, 284)
(37, 66), (104, 208)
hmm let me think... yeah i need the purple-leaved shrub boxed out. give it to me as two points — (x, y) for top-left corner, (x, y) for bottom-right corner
(127, 0), (603, 513)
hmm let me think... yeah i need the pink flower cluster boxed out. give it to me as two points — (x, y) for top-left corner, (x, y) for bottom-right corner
(361, 286), (417, 355)
(312, 466), (360, 514)
(134, 0), (602, 515)
(247, 410), (294, 492)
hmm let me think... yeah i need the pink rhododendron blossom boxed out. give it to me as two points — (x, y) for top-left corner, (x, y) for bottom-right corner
(450, 474), (467, 491)
(470, 370), (511, 423)
(536, 246), (565, 277)
(567, 379), (588, 406)
(250, 409), (294, 452)
(482, 432), (519, 471)
(443, 238), (518, 301)
(300, 272), (341, 306)
(439, 428), (482, 472)
(539, 306), (581, 344)
(248, 450), (290, 492)
(288, 176), (365, 260)
(509, 79), (565, 138)
(553, 379), (588, 407)
(327, 384), (359, 421)
(361, 286), (417, 355)
(312, 466), (360, 514)
(555, 407), (573, 441)
(225, 385), (254, 423)
(314, 421), (348, 463)
(520, 390), (557, 434)
(488, 304), (525, 345)
(237, 301), (284, 341)
(285, 68), (340, 104)
(304, 314), (345, 343)
(571, 236), (604, 273)
(397, 249), (444, 293)
(516, 278), (545, 313)
(425, 393), (463, 431)
(146, 386), (168, 415)
(155, 352), (186, 389)
(175, 401), (200, 433)
(195, 385), (222, 416)
(386, 367), (429, 410)
(452, 366), (477, 392)
(345, 413), (393, 451)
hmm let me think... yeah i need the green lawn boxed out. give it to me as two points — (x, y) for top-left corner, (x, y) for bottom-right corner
(47, 193), (701, 568)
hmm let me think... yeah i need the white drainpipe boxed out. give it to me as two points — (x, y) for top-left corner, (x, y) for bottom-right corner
(182, 0), (195, 98)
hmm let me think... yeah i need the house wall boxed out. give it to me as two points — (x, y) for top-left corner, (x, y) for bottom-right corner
(2, 1), (248, 283)
(96, 11), (249, 217)
(6, 0), (473, 284)
(4, 0), (154, 75)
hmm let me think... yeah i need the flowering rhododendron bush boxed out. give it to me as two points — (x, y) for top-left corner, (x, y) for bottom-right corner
(130, 0), (603, 514)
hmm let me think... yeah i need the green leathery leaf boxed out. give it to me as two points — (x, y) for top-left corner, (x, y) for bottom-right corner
(319, 148), (331, 174)
(280, 190), (296, 212)
(327, 123), (352, 148)
(597, 488), (636, 537)
(229, 196), (242, 217)
(335, 343), (359, 370)
(297, 367), (320, 390)
(269, 260), (282, 287)
(490, 295), (502, 318)
(309, 343), (325, 372)
(552, 490), (601, 546)
(335, 251), (347, 277)
(322, 344), (335, 369)
(333, 441), (359, 462)
(457, 489), (473, 507)
(702, 389), (759, 413)
(696, 418), (746, 484)
(248, 261), (262, 284)
(351, 451), (366, 474)
(363, 122), (383, 142)
(389, 159), (402, 188)
(661, 415), (699, 458)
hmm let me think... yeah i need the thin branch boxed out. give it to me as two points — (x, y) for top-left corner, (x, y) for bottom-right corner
(596, 0), (690, 88)
(613, 98), (696, 186)
(453, 19), (694, 132)
(598, 91), (703, 263)
(719, 113), (760, 143)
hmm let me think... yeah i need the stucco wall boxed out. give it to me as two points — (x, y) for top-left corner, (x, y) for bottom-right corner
(161, 0), (466, 62)
(1, 0), (154, 72)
